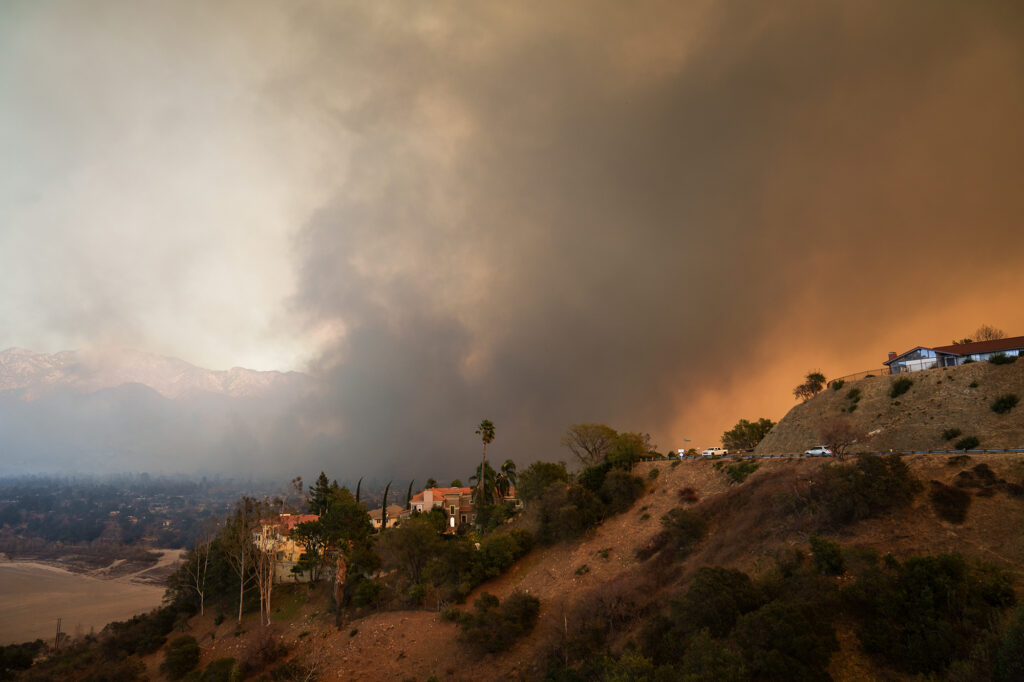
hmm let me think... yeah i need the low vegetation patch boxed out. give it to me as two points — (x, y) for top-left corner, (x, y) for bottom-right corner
(844, 553), (1015, 675)
(942, 427), (962, 441)
(554, 547), (1019, 681)
(451, 591), (540, 654)
(815, 455), (922, 529)
(929, 481), (972, 524)
(890, 377), (913, 398)
(955, 436), (981, 450)
(809, 536), (845, 575)
(160, 635), (200, 681)
(723, 460), (760, 484)
(988, 353), (1017, 365)
(991, 393), (1019, 414)
(198, 657), (239, 682)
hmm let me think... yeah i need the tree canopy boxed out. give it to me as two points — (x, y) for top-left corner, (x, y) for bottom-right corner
(721, 418), (775, 450)
(793, 371), (827, 402)
(561, 423), (618, 467)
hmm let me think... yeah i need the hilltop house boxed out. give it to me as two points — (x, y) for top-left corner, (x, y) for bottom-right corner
(368, 504), (407, 531)
(255, 513), (319, 583)
(409, 487), (476, 531)
(884, 336), (1024, 374)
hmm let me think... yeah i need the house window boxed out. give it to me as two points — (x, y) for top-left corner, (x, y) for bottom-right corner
(450, 505), (456, 516)
(461, 514), (467, 524)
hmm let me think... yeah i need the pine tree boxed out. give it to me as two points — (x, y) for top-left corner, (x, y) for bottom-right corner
(308, 472), (332, 515)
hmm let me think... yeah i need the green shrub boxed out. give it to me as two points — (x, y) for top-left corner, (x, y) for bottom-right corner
(831, 379), (845, 390)
(352, 579), (382, 607)
(988, 353), (1016, 365)
(809, 536), (845, 575)
(929, 481), (972, 524)
(455, 591), (540, 654)
(201, 658), (239, 682)
(890, 377), (913, 398)
(844, 553), (1015, 674)
(677, 567), (762, 637)
(942, 428), (963, 441)
(640, 566), (761, 666)
(846, 387), (861, 402)
(992, 394), (1019, 414)
(0, 640), (45, 678)
(955, 436), (981, 450)
(160, 635), (200, 681)
(735, 600), (839, 681)
(659, 507), (708, 558)
(723, 460), (759, 484)
(969, 380), (979, 387)
(817, 455), (922, 528)
(993, 607), (1024, 681)
(599, 470), (646, 514)
(647, 468), (660, 480)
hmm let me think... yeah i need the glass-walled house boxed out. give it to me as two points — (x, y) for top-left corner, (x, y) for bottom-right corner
(885, 336), (1024, 375)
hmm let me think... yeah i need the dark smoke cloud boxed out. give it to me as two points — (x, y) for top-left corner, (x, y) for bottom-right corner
(280, 0), (1024, 480)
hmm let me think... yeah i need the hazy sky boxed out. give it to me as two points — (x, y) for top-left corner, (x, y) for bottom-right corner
(2, 1), (1023, 470)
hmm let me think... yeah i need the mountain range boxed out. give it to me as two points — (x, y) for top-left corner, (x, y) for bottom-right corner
(0, 348), (314, 477)
(0, 348), (309, 401)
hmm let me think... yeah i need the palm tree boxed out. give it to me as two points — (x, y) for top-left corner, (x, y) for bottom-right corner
(469, 460), (498, 505)
(475, 419), (495, 508)
(496, 459), (517, 499)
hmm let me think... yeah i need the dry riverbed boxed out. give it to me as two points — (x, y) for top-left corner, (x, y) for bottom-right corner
(0, 549), (182, 645)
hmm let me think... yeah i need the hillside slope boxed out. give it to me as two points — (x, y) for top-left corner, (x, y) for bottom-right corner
(756, 360), (1024, 454)
(144, 454), (1024, 682)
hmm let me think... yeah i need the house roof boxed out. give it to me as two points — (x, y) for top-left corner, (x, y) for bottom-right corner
(931, 336), (1024, 356)
(885, 335), (1024, 364)
(261, 513), (319, 535)
(408, 487), (474, 504)
(368, 504), (406, 521)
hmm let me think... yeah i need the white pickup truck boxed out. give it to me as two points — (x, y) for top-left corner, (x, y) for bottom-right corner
(701, 447), (728, 457)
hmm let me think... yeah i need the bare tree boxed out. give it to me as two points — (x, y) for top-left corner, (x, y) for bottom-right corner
(181, 520), (217, 616)
(561, 423), (618, 467)
(255, 531), (276, 626)
(224, 497), (265, 624)
(818, 417), (868, 459)
(975, 324), (1005, 341)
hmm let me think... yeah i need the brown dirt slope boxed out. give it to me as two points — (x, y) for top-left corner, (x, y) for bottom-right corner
(146, 454), (1024, 682)
(756, 359), (1024, 454)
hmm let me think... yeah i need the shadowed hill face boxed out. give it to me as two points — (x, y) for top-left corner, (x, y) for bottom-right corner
(756, 361), (1024, 454)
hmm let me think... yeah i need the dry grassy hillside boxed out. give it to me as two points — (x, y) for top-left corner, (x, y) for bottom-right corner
(140, 454), (1024, 682)
(756, 360), (1024, 454)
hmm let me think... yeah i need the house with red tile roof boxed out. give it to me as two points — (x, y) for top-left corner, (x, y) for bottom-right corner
(884, 335), (1024, 374)
(255, 513), (320, 583)
(408, 487), (476, 531)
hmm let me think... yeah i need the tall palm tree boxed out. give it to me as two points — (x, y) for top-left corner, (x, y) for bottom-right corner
(475, 419), (495, 509)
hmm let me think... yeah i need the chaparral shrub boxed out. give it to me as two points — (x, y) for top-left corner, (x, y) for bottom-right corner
(890, 377), (913, 398)
(929, 481), (972, 524)
(991, 394), (1019, 414)
(955, 436), (980, 451)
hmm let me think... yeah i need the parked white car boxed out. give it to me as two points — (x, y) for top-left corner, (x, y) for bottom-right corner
(702, 447), (728, 457)
(804, 445), (833, 456)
